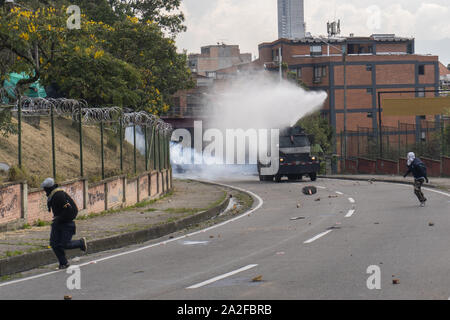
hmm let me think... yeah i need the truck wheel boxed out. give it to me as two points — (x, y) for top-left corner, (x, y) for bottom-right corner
(309, 173), (317, 181)
(275, 175), (282, 183)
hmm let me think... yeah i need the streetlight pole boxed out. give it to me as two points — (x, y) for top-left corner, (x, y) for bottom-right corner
(316, 37), (348, 162)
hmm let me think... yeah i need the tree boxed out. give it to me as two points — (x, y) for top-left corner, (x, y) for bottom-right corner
(100, 16), (194, 113)
(297, 112), (334, 155)
(109, 0), (187, 36)
(0, 0), (193, 113)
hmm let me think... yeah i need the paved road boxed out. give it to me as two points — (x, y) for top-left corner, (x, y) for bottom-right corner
(1, 177), (449, 300)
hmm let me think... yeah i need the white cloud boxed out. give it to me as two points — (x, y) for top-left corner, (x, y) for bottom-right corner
(176, 0), (450, 64)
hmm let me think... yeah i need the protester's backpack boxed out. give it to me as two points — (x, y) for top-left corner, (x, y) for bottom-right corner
(416, 159), (427, 178)
(55, 190), (78, 222)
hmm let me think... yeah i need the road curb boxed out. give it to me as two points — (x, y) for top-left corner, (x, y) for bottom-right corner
(319, 175), (443, 190)
(0, 185), (232, 278)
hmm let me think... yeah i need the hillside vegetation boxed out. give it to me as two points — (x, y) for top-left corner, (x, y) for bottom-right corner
(0, 115), (147, 187)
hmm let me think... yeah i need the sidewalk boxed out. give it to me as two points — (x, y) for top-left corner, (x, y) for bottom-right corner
(320, 174), (450, 192)
(0, 179), (253, 277)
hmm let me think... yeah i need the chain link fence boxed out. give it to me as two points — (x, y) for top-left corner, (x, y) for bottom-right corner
(339, 118), (450, 162)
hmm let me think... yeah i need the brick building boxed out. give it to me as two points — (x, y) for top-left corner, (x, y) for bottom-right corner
(256, 34), (441, 135)
(188, 44), (252, 78)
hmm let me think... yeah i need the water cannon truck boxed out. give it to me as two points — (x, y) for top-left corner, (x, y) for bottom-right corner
(257, 126), (320, 182)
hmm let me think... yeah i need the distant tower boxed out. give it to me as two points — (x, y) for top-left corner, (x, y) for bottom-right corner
(278, 0), (306, 39)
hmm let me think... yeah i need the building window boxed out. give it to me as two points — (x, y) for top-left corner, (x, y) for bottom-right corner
(206, 71), (216, 79)
(366, 64), (372, 71)
(367, 88), (373, 94)
(295, 67), (302, 78)
(313, 66), (326, 83)
(310, 45), (322, 56)
(418, 65), (425, 75)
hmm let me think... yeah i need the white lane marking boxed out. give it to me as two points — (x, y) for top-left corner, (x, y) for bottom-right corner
(304, 230), (333, 244)
(187, 264), (258, 289)
(316, 186), (326, 189)
(0, 181), (264, 288)
(345, 209), (356, 218)
(182, 241), (209, 245)
(393, 183), (450, 198)
(336, 191), (344, 195)
(348, 198), (355, 203)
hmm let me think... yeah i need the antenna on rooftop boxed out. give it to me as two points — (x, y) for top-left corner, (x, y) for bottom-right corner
(327, 19), (341, 37)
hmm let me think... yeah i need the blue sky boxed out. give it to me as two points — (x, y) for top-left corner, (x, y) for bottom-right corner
(175, 0), (450, 65)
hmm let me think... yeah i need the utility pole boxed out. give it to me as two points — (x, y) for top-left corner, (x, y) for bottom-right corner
(279, 46), (283, 82)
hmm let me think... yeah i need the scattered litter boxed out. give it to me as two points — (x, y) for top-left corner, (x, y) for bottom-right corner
(374, 222), (380, 225)
(290, 216), (305, 221)
(296, 203), (301, 208)
(140, 212), (144, 214)
(64, 295), (72, 300)
(169, 236), (174, 239)
(276, 252), (285, 255)
(315, 198), (321, 201)
(392, 279), (400, 285)
(72, 257), (80, 262)
(133, 270), (144, 274)
(252, 275), (263, 282)
(328, 195), (338, 198)
(428, 222), (434, 226)
(209, 235), (214, 238)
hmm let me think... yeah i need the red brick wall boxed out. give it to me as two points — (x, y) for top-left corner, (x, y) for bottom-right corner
(376, 43), (408, 53)
(376, 159), (398, 175)
(345, 159), (358, 174)
(376, 64), (415, 85)
(421, 157), (441, 177)
(0, 184), (22, 225)
(358, 158), (377, 174)
(442, 157), (450, 177)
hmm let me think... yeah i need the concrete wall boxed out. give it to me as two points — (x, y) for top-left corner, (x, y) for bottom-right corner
(0, 169), (172, 230)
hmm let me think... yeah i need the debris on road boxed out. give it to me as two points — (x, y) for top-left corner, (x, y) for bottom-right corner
(315, 198), (321, 201)
(290, 217), (305, 221)
(328, 195), (338, 198)
(252, 275), (263, 282)
(64, 295), (72, 300)
(429, 222), (434, 226)
(392, 279), (400, 285)
(302, 186), (317, 195)
(296, 203), (301, 208)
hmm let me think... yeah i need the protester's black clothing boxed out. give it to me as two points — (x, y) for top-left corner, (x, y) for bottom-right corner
(44, 185), (83, 266)
(50, 221), (83, 266)
(403, 158), (428, 182)
(45, 186), (78, 223)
